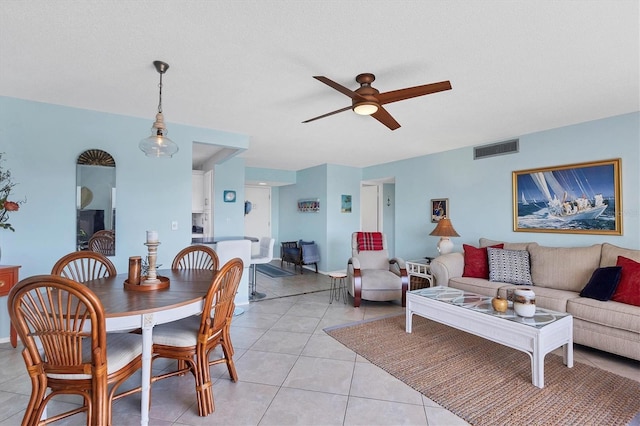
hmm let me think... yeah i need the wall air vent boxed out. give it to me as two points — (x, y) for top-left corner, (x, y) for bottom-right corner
(474, 139), (519, 160)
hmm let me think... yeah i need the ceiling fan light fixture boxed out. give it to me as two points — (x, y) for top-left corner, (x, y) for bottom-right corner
(353, 101), (379, 116)
(139, 60), (179, 158)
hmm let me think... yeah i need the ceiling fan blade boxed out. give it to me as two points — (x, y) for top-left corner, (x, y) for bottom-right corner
(377, 80), (452, 105)
(371, 106), (401, 130)
(313, 76), (367, 102)
(302, 105), (352, 123)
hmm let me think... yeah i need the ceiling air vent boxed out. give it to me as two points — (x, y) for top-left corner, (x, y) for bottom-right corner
(474, 139), (519, 160)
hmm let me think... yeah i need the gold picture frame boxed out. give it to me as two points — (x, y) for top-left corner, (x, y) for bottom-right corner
(513, 158), (622, 235)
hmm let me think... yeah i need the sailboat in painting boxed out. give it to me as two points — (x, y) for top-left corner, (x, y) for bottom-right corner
(521, 192), (529, 205)
(530, 171), (607, 221)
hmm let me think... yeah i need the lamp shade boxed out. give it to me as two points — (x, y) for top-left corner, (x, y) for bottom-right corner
(430, 218), (460, 255)
(429, 218), (460, 237)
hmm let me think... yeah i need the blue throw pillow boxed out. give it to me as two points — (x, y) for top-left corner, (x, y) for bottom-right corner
(580, 266), (622, 301)
(299, 240), (315, 245)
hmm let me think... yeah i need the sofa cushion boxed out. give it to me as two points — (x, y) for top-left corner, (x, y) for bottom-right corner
(568, 297), (640, 333)
(487, 248), (533, 285)
(462, 243), (503, 279)
(579, 266), (622, 301)
(600, 243), (640, 267)
(529, 244), (601, 292)
(612, 256), (640, 306)
(448, 276), (505, 298)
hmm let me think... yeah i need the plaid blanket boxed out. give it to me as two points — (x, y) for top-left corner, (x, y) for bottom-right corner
(357, 232), (383, 251)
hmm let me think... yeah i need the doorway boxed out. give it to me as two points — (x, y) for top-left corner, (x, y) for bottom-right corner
(361, 184), (380, 231)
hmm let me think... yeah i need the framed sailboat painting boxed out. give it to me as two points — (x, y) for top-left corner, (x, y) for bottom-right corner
(512, 158), (622, 235)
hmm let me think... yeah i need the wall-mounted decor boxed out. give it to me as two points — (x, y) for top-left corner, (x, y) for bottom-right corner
(341, 194), (352, 213)
(431, 198), (449, 223)
(513, 158), (621, 235)
(298, 198), (320, 212)
(223, 190), (236, 203)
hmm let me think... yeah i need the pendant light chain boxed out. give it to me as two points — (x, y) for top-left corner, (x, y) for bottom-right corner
(157, 71), (163, 114)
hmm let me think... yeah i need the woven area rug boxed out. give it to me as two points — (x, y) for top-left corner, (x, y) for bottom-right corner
(325, 314), (640, 426)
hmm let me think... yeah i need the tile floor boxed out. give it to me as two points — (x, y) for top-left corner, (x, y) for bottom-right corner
(0, 261), (638, 425)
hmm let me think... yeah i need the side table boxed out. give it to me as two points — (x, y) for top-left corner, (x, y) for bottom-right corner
(0, 265), (21, 347)
(406, 259), (433, 290)
(329, 272), (347, 304)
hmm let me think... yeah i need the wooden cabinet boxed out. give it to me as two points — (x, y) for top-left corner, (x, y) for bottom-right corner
(0, 265), (20, 347)
(192, 170), (204, 213)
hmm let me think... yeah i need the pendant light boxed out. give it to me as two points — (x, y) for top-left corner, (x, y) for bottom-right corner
(139, 60), (179, 158)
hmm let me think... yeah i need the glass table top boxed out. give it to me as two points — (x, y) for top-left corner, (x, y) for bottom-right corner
(409, 286), (570, 328)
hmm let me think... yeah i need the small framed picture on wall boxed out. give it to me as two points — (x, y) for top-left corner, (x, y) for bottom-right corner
(341, 194), (352, 213)
(431, 198), (449, 223)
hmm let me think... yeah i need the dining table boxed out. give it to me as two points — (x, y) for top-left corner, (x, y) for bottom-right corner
(82, 268), (215, 426)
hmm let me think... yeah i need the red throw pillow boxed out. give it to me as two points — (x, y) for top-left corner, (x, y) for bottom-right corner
(462, 244), (504, 279)
(612, 256), (640, 306)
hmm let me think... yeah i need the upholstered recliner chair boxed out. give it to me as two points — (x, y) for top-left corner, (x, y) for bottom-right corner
(347, 232), (408, 307)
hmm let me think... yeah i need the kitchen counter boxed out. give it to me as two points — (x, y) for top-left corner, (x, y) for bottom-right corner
(191, 236), (259, 244)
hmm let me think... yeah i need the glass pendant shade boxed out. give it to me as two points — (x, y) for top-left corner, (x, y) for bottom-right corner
(139, 112), (179, 157)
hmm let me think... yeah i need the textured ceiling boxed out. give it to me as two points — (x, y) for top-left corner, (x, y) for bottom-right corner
(1, 1), (638, 171)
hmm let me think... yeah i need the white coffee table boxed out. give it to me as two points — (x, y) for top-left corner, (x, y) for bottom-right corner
(406, 286), (573, 388)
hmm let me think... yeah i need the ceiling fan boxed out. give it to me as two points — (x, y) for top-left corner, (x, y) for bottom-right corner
(302, 73), (452, 130)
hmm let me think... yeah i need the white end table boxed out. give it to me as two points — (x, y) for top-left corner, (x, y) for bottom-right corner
(406, 258), (433, 289)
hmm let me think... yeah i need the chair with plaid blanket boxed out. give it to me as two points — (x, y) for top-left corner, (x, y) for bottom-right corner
(347, 232), (408, 307)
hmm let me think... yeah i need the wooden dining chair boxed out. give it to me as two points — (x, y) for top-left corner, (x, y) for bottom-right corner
(172, 245), (219, 270)
(51, 251), (117, 282)
(151, 258), (243, 417)
(7, 274), (143, 425)
(88, 230), (115, 256)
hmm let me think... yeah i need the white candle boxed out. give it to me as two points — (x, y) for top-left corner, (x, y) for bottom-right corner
(146, 230), (158, 243)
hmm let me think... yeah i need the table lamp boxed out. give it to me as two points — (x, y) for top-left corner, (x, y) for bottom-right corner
(429, 217), (460, 254)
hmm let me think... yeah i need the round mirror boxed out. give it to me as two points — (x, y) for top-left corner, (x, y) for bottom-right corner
(76, 149), (116, 255)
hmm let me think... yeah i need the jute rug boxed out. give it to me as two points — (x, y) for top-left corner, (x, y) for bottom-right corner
(325, 314), (640, 426)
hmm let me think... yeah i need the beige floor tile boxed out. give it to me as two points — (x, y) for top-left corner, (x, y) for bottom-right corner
(259, 387), (348, 426)
(271, 314), (321, 333)
(343, 396), (429, 426)
(175, 379), (279, 426)
(350, 362), (423, 405)
(249, 329), (311, 355)
(301, 334), (357, 361)
(283, 356), (354, 395)
(234, 350), (299, 386)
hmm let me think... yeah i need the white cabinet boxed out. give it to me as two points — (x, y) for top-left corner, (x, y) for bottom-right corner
(192, 170), (204, 213)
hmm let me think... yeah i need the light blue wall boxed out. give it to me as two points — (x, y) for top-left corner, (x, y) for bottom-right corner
(279, 165), (327, 267)
(0, 96), (249, 340)
(364, 112), (640, 259)
(275, 164), (361, 273)
(326, 164), (361, 272)
(213, 157), (246, 237)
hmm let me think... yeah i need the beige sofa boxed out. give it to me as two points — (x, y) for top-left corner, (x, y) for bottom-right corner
(430, 238), (640, 361)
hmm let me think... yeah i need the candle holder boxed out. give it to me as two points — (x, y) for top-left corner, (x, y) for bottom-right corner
(124, 240), (170, 291)
(143, 241), (161, 284)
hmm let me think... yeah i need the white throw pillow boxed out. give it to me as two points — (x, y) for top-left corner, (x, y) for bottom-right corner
(487, 247), (533, 285)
